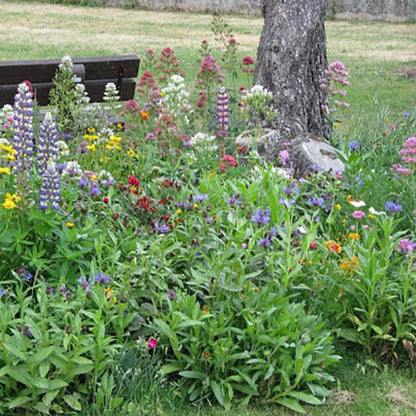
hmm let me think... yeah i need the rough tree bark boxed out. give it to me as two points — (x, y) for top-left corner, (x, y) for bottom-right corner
(251, 0), (344, 175)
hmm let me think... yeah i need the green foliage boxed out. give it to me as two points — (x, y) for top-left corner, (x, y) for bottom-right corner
(157, 291), (340, 411)
(0, 276), (133, 414)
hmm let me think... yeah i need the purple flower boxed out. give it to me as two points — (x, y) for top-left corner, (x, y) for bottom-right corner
(385, 201), (403, 214)
(257, 236), (272, 248)
(15, 265), (33, 281)
(90, 183), (101, 196)
(154, 222), (170, 234)
(59, 284), (72, 300)
(279, 150), (290, 166)
(37, 113), (59, 174)
(77, 176), (89, 188)
(308, 196), (325, 208)
(22, 325), (32, 338)
(403, 112), (410, 118)
(398, 238), (416, 254)
(251, 208), (271, 225)
(77, 276), (91, 290)
(39, 161), (61, 210)
(0, 288), (5, 298)
(349, 141), (360, 151)
(12, 82), (34, 175)
(216, 87), (229, 138)
(168, 290), (177, 300)
(94, 273), (110, 285)
(193, 194), (208, 202)
(228, 197), (242, 205)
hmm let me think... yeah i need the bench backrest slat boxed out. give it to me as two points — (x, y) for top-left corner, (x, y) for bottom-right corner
(0, 55), (139, 107)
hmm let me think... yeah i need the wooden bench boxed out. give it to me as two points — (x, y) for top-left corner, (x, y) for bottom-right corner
(0, 54), (140, 107)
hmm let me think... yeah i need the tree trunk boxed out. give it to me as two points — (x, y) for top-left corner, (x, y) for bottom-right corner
(253, 0), (335, 170)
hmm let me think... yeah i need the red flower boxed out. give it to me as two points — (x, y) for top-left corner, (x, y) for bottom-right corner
(221, 154), (238, 167)
(242, 56), (254, 66)
(309, 240), (317, 250)
(128, 175), (140, 187)
(103, 197), (109, 204)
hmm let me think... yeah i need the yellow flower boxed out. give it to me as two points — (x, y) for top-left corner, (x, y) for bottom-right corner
(127, 148), (137, 157)
(0, 167), (11, 174)
(100, 157), (109, 162)
(86, 127), (96, 133)
(340, 256), (359, 272)
(84, 134), (99, 141)
(2, 198), (16, 209)
(66, 222), (75, 228)
(334, 203), (342, 210)
(193, 203), (199, 209)
(333, 122), (339, 129)
(10, 193), (21, 203)
(348, 233), (359, 241)
(176, 209), (182, 214)
(86, 143), (96, 151)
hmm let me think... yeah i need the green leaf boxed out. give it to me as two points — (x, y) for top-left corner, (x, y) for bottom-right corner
(63, 394), (82, 411)
(7, 395), (32, 409)
(210, 380), (225, 407)
(178, 370), (205, 380)
(33, 347), (54, 366)
(288, 391), (322, 405)
(276, 398), (306, 414)
(160, 364), (182, 376)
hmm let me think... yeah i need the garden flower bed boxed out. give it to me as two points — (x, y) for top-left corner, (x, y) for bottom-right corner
(0, 21), (415, 415)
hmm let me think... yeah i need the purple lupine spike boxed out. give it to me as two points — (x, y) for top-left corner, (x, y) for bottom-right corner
(12, 82), (35, 175)
(39, 160), (61, 210)
(216, 87), (230, 138)
(37, 113), (59, 174)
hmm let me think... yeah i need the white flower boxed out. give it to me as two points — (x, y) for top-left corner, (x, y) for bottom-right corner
(348, 199), (366, 208)
(57, 140), (69, 156)
(369, 207), (386, 216)
(103, 82), (120, 102)
(59, 55), (73, 72)
(62, 161), (82, 176)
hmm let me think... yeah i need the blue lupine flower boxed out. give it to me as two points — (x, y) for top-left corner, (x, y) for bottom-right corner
(12, 82), (34, 175)
(37, 113), (59, 174)
(39, 161), (61, 210)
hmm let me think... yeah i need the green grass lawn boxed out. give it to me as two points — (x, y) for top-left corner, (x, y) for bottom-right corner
(0, 0), (415, 117)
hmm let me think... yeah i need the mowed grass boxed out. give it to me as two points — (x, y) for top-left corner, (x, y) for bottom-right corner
(0, 0), (415, 116)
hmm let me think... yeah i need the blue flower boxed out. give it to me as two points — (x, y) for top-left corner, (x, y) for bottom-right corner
(349, 141), (360, 151)
(251, 208), (271, 225)
(154, 222), (170, 234)
(94, 273), (110, 285)
(385, 201), (403, 214)
(193, 194), (208, 202)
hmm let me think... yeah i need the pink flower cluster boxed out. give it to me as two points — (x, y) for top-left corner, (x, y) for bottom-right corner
(398, 238), (416, 255)
(399, 136), (416, 165)
(391, 136), (416, 176)
(196, 56), (224, 86)
(319, 61), (350, 114)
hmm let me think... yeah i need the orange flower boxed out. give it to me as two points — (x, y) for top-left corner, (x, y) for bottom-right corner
(325, 240), (342, 254)
(348, 233), (359, 241)
(141, 112), (149, 120)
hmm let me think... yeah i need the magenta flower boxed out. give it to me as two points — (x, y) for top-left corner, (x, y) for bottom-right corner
(148, 338), (158, 350)
(352, 210), (366, 219)
(279, 150), (290, 166)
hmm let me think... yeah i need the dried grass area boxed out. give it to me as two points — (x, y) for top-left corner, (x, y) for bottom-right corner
(0, 1), (415, 62)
